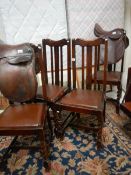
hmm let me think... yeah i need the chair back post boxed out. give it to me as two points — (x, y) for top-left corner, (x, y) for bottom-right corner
(42, 40), (48, 84)
(67, 39), (71, 90)
(72, 39), (77, 89)
(41, 38), (71, 92)
(72, 38), (108, 91)
(102, 38), (108, 93)
(37, 45), (47, 99)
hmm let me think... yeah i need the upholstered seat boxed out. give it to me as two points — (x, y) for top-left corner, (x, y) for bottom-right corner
(59, 89), (105, 111)
(97, 71), (121, 84)
(0, 104), (46, 128)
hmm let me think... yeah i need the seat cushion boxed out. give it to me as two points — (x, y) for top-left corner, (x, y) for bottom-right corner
(0, 103), (47, 129)
(58, 89), (105, 111)
(37, 84), (69, 102)
(97, 71), (122, 84)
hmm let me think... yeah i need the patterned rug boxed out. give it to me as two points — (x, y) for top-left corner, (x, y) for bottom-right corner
(0, 102), (130, 175)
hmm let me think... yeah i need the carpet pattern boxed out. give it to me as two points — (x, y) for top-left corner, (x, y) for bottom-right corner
(0, 102), (130, 175)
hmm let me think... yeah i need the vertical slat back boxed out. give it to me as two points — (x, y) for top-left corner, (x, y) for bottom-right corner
(42, 39), (71, 89)
(50, 46), (54, 84)
(67, 40), (71, 89)
(97, 45), (100, 71)
(72, 39), (76, 89)
(42, 40), (48, 84)
(102, 38), (108, 92)
(60, 46), (63, 86)
(86, 46), (92, 89)
(93, 46), (98, 90)
(72, 38), (108, 91)
(54, 46), (59, 85)
(82, 46), (84, 89)
(37, 46), (47, 98)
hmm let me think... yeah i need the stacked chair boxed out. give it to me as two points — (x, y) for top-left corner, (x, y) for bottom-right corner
(94, 23), (129, 114)
(0, 37), (108, 172)
(36, 39), (72, 138)
(39, 38), (108, 148)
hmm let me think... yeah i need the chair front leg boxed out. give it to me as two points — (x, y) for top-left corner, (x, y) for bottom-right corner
(39, 130), (50, 172)
(97, 112), (104, 149)
(116, 82), (122, 114)
(47, 109), (53, 140)
(52, 108), (64, 140)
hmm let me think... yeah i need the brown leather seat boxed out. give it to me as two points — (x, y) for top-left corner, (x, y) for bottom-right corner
(97, 71), (121, 84)
(0, 104), (45, 128)
(0, 103), (50, 171)
(59, 89), (105, 110)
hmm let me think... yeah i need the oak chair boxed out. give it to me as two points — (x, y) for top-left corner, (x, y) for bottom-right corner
(0, 45), (50, 171)
(94, 23), (129, 114)
(52, 38), (108, 148)
(96, 58), (124, 114)
(37, 39), (71, 137)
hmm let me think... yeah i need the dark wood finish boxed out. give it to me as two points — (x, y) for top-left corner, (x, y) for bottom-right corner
(0, 45), (50, 171)
(52, 38), (108, 148)
(124, 67), (131, 103)
(94, 23), (129, 114)
(37, 39), (71, 137)
(121, 67), (131, 117)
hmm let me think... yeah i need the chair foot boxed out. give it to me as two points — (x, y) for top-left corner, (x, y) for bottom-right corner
(47, 110), (54, 139)
(116, 101), (120, 114)
(97, 141), (103, 149)
(116, 83), (122, 114)
(116, 106), (120, 114)
(97, 122), (103, 149)
(0, 158), (7, 170)
(44, 160), (51, 172)
(54, 128), (64, 140)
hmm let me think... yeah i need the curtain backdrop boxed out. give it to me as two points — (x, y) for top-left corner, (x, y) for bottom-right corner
(0, 0), (129, 90)
(0, 0), (67, 44)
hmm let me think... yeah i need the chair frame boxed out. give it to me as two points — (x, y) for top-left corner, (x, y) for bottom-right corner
(0, 48), (50, 171)
(37, 39), (72, 138)
(94, 23), (129, 114)
(51, 38), (108, 148)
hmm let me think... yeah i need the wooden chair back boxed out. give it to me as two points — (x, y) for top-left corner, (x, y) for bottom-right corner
(72, 38), (108, 91)
(42, 39), (71, 86)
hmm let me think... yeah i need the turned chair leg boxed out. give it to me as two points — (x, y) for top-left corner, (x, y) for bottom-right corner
(116, 83), (122, 114)
(39, 130), (50, 171)
(52, 110), (64, 140)
(97, 113), (104, 149)
(47, 109), (53, 140)
(103, 100), (106, 122)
